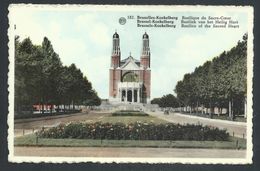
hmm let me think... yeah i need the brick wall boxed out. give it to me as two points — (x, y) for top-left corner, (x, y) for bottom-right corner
(111, 55), (120, 68)
(140, 57), (149, 69)
(143, 70), (151, 98)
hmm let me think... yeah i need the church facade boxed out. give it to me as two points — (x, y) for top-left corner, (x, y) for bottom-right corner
(109, 32), (151, 104)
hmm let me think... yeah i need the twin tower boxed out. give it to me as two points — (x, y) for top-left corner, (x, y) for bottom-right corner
(109, 31), (151, 104)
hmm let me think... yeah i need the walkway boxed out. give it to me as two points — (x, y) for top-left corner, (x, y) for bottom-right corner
(14, 146), (246, 158)
(147, 112), (247, 138)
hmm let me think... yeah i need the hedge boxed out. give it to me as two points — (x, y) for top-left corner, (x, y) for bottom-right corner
(118, 110), (140, 112)
(38, 122), (229, 141)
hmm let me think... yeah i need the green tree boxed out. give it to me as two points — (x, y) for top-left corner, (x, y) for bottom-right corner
(15, 37), (45, 114)
(174, 33), (247, 118)
(151, 94), (179, 108)
(15, 36), (101, 115)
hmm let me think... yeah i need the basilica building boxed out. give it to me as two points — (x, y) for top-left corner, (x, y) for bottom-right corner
(109, 32), (151, 104)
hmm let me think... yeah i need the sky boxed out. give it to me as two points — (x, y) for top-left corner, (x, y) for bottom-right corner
(10, 5), (249, 99)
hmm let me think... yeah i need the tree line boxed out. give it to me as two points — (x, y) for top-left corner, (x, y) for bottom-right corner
(152, 33), (247, 119)
(151, 94), (179, 108)
(15, 36), (101, 114)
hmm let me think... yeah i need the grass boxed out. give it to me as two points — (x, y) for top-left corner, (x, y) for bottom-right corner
(15, 134), (246, 149)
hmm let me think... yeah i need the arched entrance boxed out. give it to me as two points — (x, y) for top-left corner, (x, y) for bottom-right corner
(127, 90), (132, 102)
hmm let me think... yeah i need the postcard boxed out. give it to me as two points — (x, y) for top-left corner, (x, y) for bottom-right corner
(8, 4), (253, 164)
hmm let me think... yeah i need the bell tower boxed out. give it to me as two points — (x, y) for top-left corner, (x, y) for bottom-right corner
(111, 31), (121, 68)
(109, 31), (121, 100)
(140, 32), (151, 103)
(140, 32), (150, 69)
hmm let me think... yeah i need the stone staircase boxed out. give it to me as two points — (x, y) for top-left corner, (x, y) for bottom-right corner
(99, 101), (146, 112)
(99, 100), (160, 113)
(117, 103), (144, 111)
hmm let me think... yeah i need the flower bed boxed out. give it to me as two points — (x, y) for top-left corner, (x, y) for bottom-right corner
(112, 111), (149, 116)
(112, 110), (149, 116)
(38, 122), (229, 141)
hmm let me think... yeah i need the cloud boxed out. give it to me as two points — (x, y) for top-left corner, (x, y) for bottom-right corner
(52, 38), (88, 66)
(11, 8), (248, 99)
(13, 10), (111, 99)
(13, 10), (45, 44)
(150, 27), (246, 98)
(74, 14), (110, 48)
(48, 22), (62, 39)
(77, 54), (109, 98)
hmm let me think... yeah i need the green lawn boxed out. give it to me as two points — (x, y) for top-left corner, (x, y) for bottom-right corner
(14, 134), (246, 149)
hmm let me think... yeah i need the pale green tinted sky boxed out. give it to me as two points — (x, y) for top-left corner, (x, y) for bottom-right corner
(10, 5), (249, 98)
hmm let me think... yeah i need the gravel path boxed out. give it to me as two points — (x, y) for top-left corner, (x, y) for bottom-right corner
(147, 112), (247, 138)
(14, 146), (246, 158)
(14, 112), (110, 129)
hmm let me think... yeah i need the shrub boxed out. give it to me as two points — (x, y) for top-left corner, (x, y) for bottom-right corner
(38, 122), (229, 141)
(112, 110), (149, 116)
(118, 110), (144, 113)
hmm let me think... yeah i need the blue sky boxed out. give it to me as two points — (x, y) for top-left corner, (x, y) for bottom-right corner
(10, 5), (249, 99)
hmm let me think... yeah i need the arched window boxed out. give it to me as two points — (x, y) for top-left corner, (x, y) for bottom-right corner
(122, 72), (139, 82)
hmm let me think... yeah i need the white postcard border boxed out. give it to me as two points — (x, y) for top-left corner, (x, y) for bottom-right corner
(7, 4), (254, 164)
